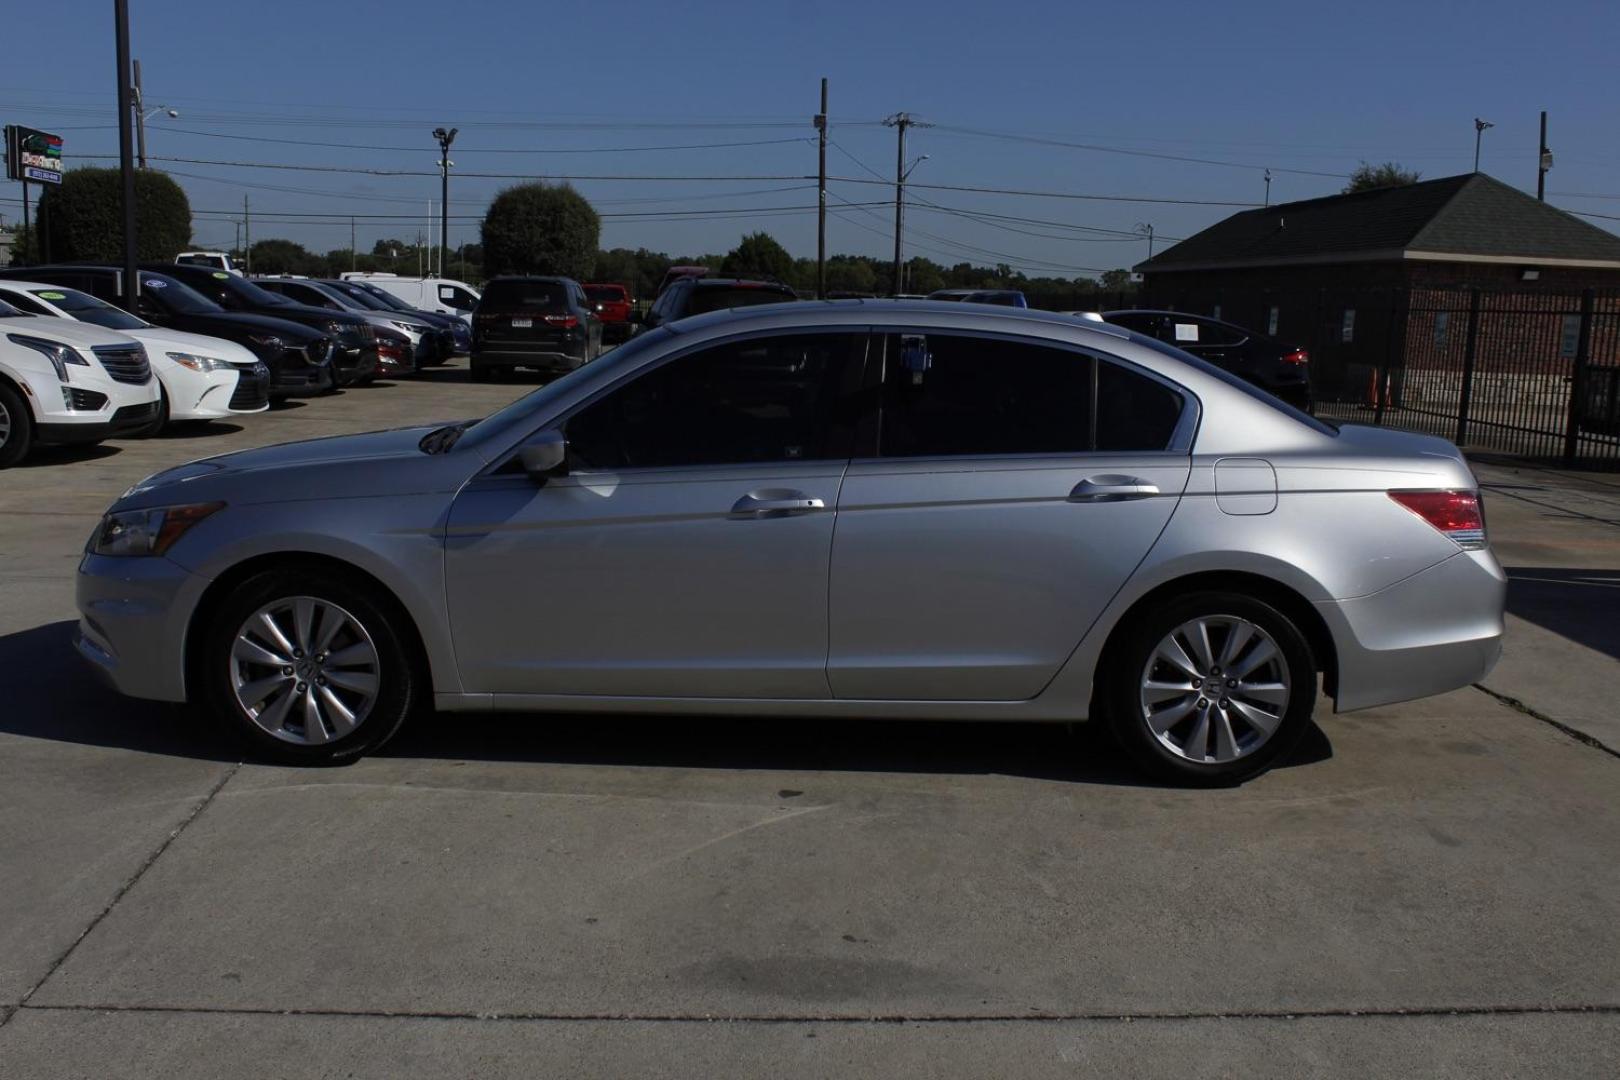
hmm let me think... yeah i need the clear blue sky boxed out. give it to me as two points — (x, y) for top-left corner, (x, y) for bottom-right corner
(3, 0), (1617, 276)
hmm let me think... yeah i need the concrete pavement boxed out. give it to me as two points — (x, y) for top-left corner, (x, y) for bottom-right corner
(2, 365), (1616, 1077)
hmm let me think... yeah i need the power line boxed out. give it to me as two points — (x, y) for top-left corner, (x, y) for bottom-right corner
(831, 174), (1260, 207)
(141, 126), (814, 154)
(928, 125), (1352, 179)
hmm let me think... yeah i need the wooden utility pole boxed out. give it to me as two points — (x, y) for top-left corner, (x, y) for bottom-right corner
(815, 79), (827, 299)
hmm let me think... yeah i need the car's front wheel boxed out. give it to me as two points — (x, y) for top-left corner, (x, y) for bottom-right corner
(0, 382), (35, 468)
(201, 567), (420, 763)
(1105, 591), (1314, 785)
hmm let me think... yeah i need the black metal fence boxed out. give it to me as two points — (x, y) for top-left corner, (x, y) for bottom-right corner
(1192, 285), (1620, 470)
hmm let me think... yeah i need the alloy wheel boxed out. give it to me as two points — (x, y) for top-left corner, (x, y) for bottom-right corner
(0, 397), (10, 447)
(1139, 615), (1291, 764)
(230, 596), (381, 745)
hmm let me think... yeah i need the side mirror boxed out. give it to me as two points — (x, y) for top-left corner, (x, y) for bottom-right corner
(518, 431), (568, 484)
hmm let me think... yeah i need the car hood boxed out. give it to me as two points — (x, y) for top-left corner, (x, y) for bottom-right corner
(0, 315), (142, 351)
(117, 423), (487, 510)
(125, 326), (261, 366)
(171, 311), (327, 342)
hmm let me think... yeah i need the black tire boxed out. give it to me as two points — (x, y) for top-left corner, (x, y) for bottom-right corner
(1103, 591), (1315, 786)
(199, 565), (421, 764)
(0, 381), (34, 468)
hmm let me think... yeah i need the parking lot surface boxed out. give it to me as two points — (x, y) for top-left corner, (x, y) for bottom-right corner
(2, 362), (1617, 1078)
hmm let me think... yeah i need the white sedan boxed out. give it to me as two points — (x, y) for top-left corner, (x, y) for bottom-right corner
(0, 280), (270, 429)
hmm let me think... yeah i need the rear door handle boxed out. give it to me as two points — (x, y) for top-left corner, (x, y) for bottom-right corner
(1069, 475), (1161, 502)
(730, 490), (827, 518)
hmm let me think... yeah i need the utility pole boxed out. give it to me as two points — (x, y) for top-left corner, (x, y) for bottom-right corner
(1537, 111), (1553, 200)
(1473, 117), (1494, 173)
(883, 111), (931, 296)
(114, 0), (138, 310)
(133, 59), (146, 169)
(433, 127), (457, 278)
(243, 195), (251, 274)
(814, 78), (827, 299)
(351, 216), (357, 270)
(1264, 168), (1272, 206)
(1135, 222), (1155, 261)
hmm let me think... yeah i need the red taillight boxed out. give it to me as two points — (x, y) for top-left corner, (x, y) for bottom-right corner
(1283, 349), (1309, 365)
(543, 314), (579, 328)
(1389, 490), (1487, 549)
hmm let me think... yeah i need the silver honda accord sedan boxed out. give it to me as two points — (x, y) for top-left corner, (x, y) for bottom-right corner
(75, 301), (1505, 784)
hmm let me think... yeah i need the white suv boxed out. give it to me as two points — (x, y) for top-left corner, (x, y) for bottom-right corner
(0, 302), (162, 468)
(0, 281), (270, 429)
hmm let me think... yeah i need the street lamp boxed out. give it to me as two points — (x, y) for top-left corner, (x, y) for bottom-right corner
(432, 126), (457, 277)
(130, 58), (177, 169)
(1473, 117), (1494, 173)
(893, 152), (929, 294)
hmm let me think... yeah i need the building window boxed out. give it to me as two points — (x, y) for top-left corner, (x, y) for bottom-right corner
(1267, 306), (1279, 336)
(1341, 309), (1356, 344)
(1434, 311), (1449, 348)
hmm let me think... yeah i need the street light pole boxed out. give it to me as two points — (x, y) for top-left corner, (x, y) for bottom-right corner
(1537, 111), (1552, 200)
(114, 0), (138, 311)
(815, 78), (827, 300)
(1473, 117), (1494, 173)
(433, 127), (457, 278)
(884, 112), (932, 296)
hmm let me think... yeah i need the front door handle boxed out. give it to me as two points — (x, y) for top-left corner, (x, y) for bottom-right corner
(730, 490), (827, 519)
(1070, 475), (1161, 502)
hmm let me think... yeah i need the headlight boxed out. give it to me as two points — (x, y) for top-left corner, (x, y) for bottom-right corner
(91, 502), (224, 557)
(246, 333), (286, 350)
(324, 320), (349, 337)
(8, 333), (90, 382)
(165, 351), (231, 373)
(390, 321), (420, 334)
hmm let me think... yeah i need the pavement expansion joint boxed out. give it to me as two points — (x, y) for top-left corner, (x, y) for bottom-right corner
(1473, 682), (1620, 759)
(2, 761), (244, 1026)
(14, 1002), (1620, 1026)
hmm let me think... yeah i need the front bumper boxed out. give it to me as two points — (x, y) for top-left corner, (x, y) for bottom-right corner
(1322, 549), (1506, 713)
(37, 401), (161, 445)
(76, 551), (207, 702)
(332, 343), (380, 385)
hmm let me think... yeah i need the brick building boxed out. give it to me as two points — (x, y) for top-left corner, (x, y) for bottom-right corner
(1136, 173), (1620, 406)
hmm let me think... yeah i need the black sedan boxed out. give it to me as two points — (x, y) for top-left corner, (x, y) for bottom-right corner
(1101, 310), (1312, 411)
(155, 264), (379, 387)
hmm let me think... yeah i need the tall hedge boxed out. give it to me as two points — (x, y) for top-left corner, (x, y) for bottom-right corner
(35, 167), (191, 262)
(480, 183), (599, 280)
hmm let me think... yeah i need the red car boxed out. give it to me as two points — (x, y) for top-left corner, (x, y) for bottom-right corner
(584, 283), (634, 343)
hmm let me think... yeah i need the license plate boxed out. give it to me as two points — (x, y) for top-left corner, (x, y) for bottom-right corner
(512, 317), (532, 328)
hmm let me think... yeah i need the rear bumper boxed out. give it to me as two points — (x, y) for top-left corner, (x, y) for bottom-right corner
(472, 343), (588, 372)
(1322, 549), (1506, 713)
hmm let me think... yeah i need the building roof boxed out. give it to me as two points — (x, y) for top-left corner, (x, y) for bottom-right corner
(1138, 173), (1620, 273)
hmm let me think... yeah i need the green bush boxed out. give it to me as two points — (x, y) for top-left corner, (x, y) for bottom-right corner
(480, 183), (599, 279)
(35, 167), (191, 262)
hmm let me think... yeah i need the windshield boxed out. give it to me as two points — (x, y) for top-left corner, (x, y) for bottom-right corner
(479, 279), (567, 310)
(325, 282), (394, 311)
(455, 328), (674, 454)
(36, 288), (148, 330)
(685, 286), (794, 316)
(211, 274), (296, 307)
(141, 275), (224, 314)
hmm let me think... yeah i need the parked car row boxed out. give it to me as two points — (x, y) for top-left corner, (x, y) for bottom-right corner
(0, 264), (483, 469)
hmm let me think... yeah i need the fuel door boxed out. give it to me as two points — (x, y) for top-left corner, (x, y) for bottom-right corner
(1214, 457), (1277, 516)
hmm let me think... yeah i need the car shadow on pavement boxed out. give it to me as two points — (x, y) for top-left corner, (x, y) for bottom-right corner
(0, 621), (240, 762)
(16, 443), (123, 467)
(1505, 566), (1620, 661)
(147, 422), (245, 440)
(0, 620), (1333, 785)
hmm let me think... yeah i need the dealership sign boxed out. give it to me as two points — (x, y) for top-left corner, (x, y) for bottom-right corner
(4, 125), (64, 184)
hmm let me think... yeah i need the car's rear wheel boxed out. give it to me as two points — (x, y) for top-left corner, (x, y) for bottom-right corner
(468, 358), (492, 383)
(0, 383), (34, 468)
(201, 567), (419, 763)
(1105, 591), (1314, 786)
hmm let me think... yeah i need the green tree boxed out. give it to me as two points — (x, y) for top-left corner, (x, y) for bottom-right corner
(1342, 161), (1422, 193)
(719, 231), (793, 282)
(903, 256), (944, 294)
(481, 183), (600, 279)
(824, 255), (878, 294)
(1098, 268), (1134, 292)
(249, 239), (325, 276)
(35, 167), (191, 261)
